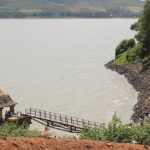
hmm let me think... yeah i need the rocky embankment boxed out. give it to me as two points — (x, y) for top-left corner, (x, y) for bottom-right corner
(105, 60), (150, 122)
(0, 137), (150, 150)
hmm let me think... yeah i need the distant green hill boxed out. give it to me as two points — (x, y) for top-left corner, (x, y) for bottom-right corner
(0, 0), (145, 18)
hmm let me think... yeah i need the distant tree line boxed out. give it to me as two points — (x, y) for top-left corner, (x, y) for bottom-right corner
(0, 8), (139, 18)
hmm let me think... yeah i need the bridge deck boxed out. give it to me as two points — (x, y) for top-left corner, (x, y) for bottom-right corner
(25, 108), (104, 133)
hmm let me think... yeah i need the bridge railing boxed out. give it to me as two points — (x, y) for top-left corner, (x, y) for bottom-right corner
(25, 108), (104, 129)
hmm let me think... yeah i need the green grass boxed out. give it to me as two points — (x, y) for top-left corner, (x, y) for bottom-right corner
(81, 113), (150, 145)
(0, 123), (42, 137)
(115, 51), (128, 65)
(126, 44), (141, 63)
(115, 44), (142, 65)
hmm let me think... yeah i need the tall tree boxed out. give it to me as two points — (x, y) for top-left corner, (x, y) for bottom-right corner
(138, 0), (150, 59)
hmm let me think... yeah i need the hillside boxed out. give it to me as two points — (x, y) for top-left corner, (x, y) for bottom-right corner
(0, 0), (144, 18)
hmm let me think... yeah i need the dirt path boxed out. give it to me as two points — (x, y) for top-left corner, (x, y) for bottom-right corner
(0, 137), (150, 150)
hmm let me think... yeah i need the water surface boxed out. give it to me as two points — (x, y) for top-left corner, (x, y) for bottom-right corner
(0, 19), (137, 131)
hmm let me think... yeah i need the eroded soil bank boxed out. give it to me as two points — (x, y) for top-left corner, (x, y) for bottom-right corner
(105, 61), (150, 122)
(0, 137), (150, 150)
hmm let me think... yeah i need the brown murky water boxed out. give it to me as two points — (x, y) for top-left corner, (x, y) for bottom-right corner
(0, 19), (138, 133)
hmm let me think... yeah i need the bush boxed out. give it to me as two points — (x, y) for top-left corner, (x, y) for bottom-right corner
(0, 123), (41, 137)
(115, 51), (128, 65)
(115, 39), (135, 58)
(126, 44), (142, 63)
(130, 22), (139, 31)
(81, 114), (150, 145)
(115, 44), (142, 65)
(132, 122), (150, 145)
(103, 113), (133, 143)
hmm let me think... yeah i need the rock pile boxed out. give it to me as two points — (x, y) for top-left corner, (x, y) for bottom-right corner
(105, 60), (150, 122)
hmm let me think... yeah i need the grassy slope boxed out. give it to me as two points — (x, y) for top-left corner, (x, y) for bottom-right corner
(0, 0), (144, 13)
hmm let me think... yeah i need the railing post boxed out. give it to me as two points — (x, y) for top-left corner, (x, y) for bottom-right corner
(82, 119), (84, 127)
(60, 115), (62, 122)
(49, 112), (51, 120)
(44, 111), (46, 118)
(77, 118), (78, 125)
(39, 110), (41, 118)
(88, 121), (90, 127)
(30, 108), (31, 115)
(47, 121), (49, 126)
(71, 117), (72, 124)
(65, 116), (68, 124)
(54, 113), (56, 121)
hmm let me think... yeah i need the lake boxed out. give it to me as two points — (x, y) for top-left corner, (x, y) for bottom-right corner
(0, 19), (138, 132)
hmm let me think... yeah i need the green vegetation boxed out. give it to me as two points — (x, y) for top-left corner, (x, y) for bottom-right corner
(115, 43), (141, 65)
(137, 0), (150, 60)
(115, 0), (150, 66)
(130, 21), (139, 31)
(0, 123), (41, 137)
(81, 113), (150, 145)
(115, 39), (135, 57)
(0, 0), (144, 18)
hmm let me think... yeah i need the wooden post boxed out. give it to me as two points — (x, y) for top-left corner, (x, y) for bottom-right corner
(88, 121), (90, 126)
(49, 112), (51, 119)
(72, 119), (74, 126)
(77, 118), (78, 125)
(39, 110), (41, 118)
(54, 114), (56, 121)
(65, 116), (68, 124)
(60, 115), (62, 122)
(47, 121), (49, 126)
(71, 117), (72, 124)
(70, 126), (72, 132)
(82, 119), (84, 127)
(44, 111), (46, 118)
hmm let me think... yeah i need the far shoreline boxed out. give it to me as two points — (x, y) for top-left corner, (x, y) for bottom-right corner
(0, 17), (138, 20)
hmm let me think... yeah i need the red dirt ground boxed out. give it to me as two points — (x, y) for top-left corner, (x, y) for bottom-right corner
(0, 137), (150, 150)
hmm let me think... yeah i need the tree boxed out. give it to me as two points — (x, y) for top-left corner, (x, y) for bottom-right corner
(138, 0), (150, 59)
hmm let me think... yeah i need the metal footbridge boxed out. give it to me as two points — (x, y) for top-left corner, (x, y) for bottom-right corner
(25, 108), (104, 133)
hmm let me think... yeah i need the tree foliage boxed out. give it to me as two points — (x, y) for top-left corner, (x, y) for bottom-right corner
(115, 0), (150, 65)
(138, 0), (150, 59)
(115, 39), (135, 58)
(130, 21), (140, 31)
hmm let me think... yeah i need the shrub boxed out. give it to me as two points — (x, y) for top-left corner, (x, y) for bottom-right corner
(0, 123), (41, 137)
(130, 22), (139, 31)
(115, 51), (128, 65)
(115, 39), (135, 58)
(115, 44), (142, 65)
(81, 114), (150, 145)
(103, 113), (133, 143)
(126, 44), (142, 63)
(132, 121), (150, 145)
